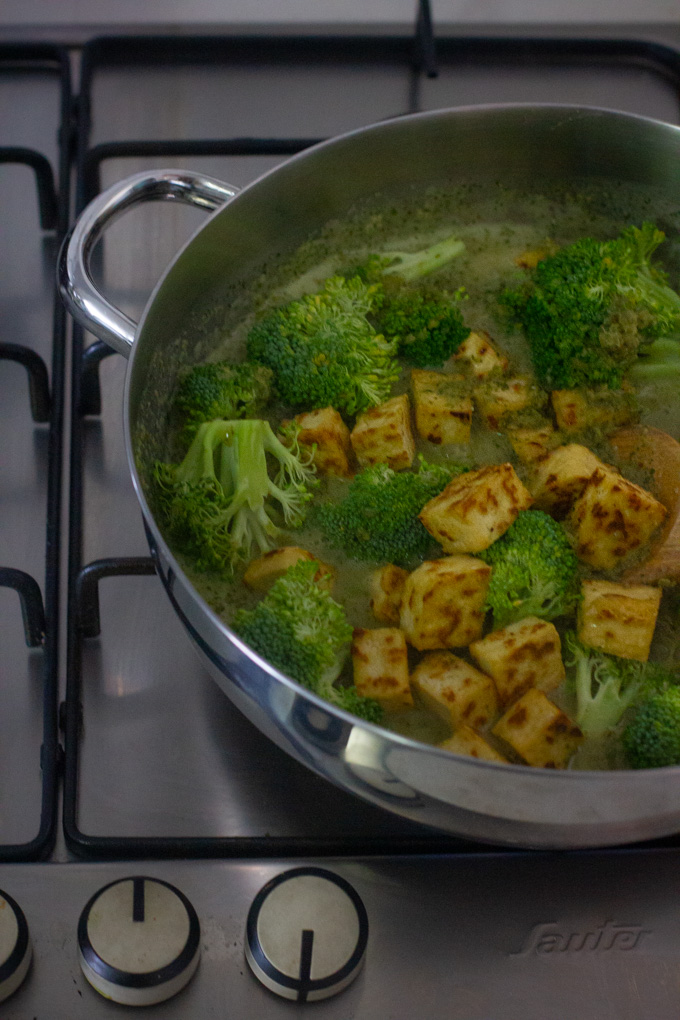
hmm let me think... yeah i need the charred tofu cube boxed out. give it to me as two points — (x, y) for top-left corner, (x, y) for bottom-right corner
(439, 724), (509, 763)
(551, 388), (638, 434)
(570, 467), (667, 571)
(351, 627), (413, 710)
(506, 423), (558, 464)
(469, 617), (566, 706)
(369, 564), (409, 625)
(419, 462), (533, 554)
(577, 580), (662, 661)
(529, 444), (604, 518)
(289, 406), (353, 477)
(243, 547), (334, 592)
(400, 555), (491, 650)
(410, 651), (499, 730)
(492, 688), (584, 768)
(350, 394), (415, 471)
(452, 330), (509, 378)
(475, 376), (540, 430)
(411, 369), (473, 445)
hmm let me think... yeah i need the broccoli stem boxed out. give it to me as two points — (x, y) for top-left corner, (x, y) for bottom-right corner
(380, 234), (465, 282)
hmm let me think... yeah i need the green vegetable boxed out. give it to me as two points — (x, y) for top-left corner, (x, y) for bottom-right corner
(246, 275), (399, 416)
(501, 222), (680, 389)
(315, 457), (460, 568)
(233, 559), (382, 723)
(623, 687), (680, 768)
(564, 632), (674, 739)
(478, 510), (580, 628)
(173, 361), (272, 439)
(152, 419), (316, 572)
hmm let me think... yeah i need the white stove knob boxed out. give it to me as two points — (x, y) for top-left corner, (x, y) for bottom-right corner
(0, 889), (31, 1003)
(246, 867), (368, 1002)
(78, 876), (200, 1006)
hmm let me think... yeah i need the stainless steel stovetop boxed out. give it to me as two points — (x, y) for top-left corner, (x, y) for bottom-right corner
(3, 14), (680, 1018)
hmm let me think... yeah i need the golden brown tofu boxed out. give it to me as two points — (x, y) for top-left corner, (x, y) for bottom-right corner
(419, 462), (533, 554)
(369, 564), (409, 625)
(351, 627), (413, 710)
(577, 580), (662, 661)
(515, 242), (559, 269)
(400, 555), (491, 650)
(469, 617), (566, 706)
(492, 688), (584, 768)
(350, 394), (415, 471)
(411, 369), (473, 445)
(551, 388), (638, 434)
(506, 423), (558, 464)
(570, 467), (667, 571)
(439, 725), (509, 763)
(529, 444), (604, 518)
(452, 330), (509, 378)
(410, 651), (499, 730)
(475, 376), (540, 430)
(289, 406), (353, 477)
(243, 547), (334, 592)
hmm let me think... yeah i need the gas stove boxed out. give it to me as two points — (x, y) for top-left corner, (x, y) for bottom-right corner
(3, 11), (680, 1018)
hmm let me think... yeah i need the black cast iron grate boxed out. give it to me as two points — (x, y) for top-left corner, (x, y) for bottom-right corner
(63, 19), (680, 859)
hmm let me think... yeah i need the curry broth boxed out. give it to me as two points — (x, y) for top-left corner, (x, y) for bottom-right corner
(137, 178), (680, 770)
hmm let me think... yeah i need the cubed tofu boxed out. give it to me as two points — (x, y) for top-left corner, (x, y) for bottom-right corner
(577, 579), (662, 661)
(551, 388), (638, 434)
(515, 242), (558, 269)
(529, 444), (604, 518)
(419, 462), (533, 554)
(350, 394), (415, 471)
(439, 725), (509, 763)
(289, 406), (353, 477)
(492, 688), (584, 768)
(369, 564), (409, 625)
(469, 617), (566, 706)
(570, 467), (667, 571)
(506, 423), (558, 464)
(351, 627), (413, 710)
(243, 547), (334, 592)
(411, 369), (473, 445)
(410, 651), (499, 730)
(475, 376), (540, 430)
(452, 330), (509, 378)
(400, 555), (491, 650)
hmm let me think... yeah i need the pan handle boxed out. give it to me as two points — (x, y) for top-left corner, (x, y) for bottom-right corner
(58, 169), (239, 358)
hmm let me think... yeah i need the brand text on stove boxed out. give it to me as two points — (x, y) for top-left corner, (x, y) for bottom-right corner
(511, 920), (650, 956)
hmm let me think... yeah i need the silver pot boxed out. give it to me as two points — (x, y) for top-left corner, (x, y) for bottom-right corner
(60, 104), (680, 849)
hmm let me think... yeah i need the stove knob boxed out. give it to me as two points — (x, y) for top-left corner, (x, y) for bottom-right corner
(78, 876), (200, 1006)
(0, 889), (31, 1003)
(246, 867), (368, 1002)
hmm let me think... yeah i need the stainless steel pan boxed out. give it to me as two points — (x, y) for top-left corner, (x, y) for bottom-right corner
(60, 104), (680, 848)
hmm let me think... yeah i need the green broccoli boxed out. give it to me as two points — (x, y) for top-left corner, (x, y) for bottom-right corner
(173, 361), (272, 439)
(623, 687), (680, 768)
(347, 234), (470, 368)
(315, 457), (461, 568)
(564, 632), (675, 739)
(233, 559), (382, 723)
(246, 275), (399, 416)
(501, 222), (680, 389)
(152, 419), (316, 573)
(478, 510), (580, 628)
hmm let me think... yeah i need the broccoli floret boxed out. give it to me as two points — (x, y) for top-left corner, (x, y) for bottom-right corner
(564, 632), (674, 739)
(315, 456), (461, 568)
(233, 559), (382, 723)
(623, 686), (680, 768)
(174, 361), (272, 439)
(347, 234), (470, 368)
(152, 419), (316, 572)
(501, 222), (680, 389)
(246, 275), (399, 416)
(478, 510), (580, 628)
